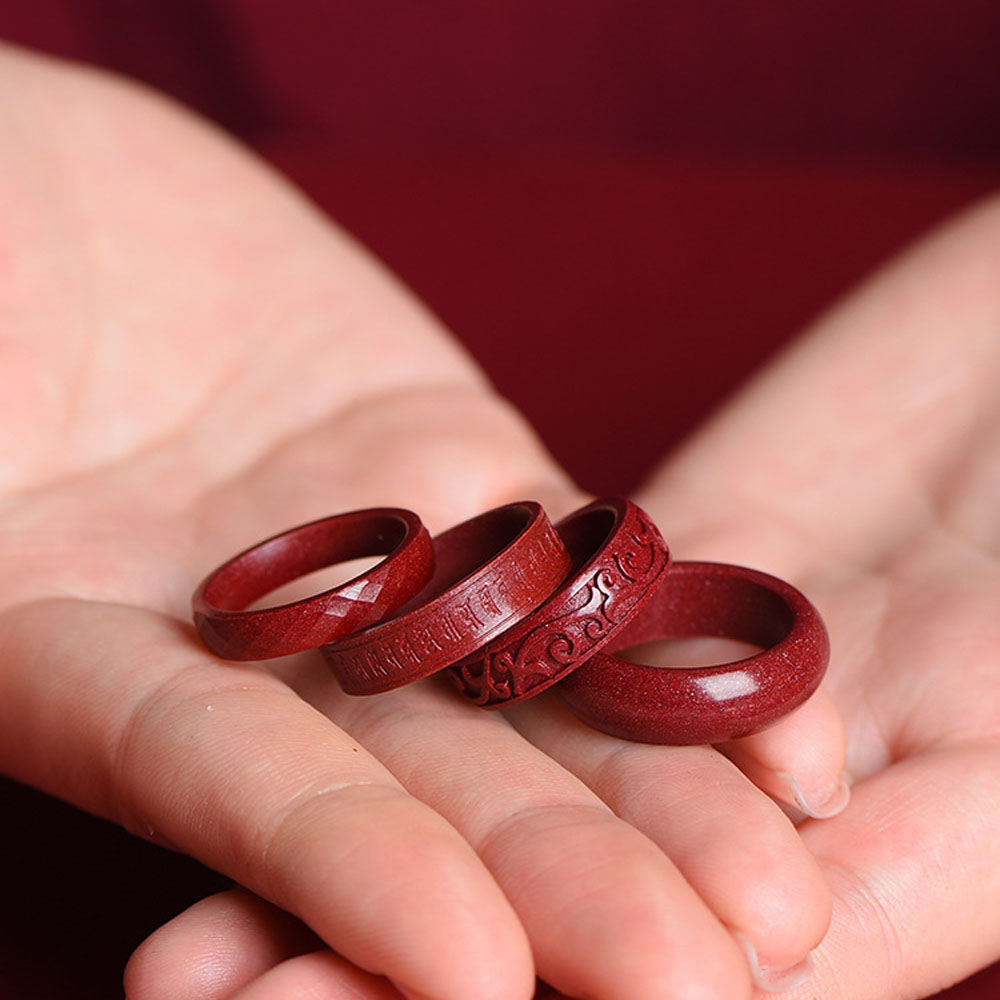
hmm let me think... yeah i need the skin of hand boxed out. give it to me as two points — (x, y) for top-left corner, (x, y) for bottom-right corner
(635, 187), (1000, 1000)
(0, 43), (861, 1000)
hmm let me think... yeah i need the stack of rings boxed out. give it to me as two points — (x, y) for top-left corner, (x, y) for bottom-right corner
(192, 498), (829, 745)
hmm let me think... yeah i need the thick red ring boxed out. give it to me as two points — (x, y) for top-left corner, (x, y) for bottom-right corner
(192, 508), (434, 660)
(448, 497), (671, 708)
(321, 501), (571, 695)
(556, 561), (829, 744)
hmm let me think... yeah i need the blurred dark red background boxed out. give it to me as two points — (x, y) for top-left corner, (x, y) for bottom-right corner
(0, 2), (997, 998)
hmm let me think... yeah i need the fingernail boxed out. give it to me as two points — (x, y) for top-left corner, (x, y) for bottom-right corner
(775, 769), (851, 819)
(732, 931), (814, 994)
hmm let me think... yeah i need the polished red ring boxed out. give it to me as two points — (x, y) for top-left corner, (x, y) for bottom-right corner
(448, 497), (671, 708)
(322, 501), (571, 695)
(556, 561), (829, 745)
(192, 508), (433, 660)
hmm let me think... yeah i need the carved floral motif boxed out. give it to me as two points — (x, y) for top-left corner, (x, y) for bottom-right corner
(455, 508), (668, 706)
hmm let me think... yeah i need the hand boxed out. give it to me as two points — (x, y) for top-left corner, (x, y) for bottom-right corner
(630, 191), (1000, 998)
(0, 45), (844, 1000)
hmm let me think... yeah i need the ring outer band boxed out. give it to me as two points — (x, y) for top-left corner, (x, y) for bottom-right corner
(556, 560), (830, 745)
(192, 507), (434, 660)
(448, 497), (671, 708)
(321, 500), (572, 695)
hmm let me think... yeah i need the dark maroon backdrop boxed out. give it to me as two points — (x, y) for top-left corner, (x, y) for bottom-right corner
(0, 3), (997, 998)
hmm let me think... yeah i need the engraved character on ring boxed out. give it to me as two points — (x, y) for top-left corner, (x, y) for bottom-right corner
(454, 597), (485, 632)
(478, 584), (502, 618)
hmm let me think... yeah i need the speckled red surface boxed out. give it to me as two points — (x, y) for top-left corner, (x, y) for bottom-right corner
(558, 561), (829, 744)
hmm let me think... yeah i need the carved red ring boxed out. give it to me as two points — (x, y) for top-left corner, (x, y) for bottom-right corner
(192, 508), (433, 660)
(447, 497), (671, 708)
(321, 501), (572, 695)
(556, 561), (830, 745)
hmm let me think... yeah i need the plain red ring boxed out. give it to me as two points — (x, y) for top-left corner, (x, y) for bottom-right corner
(321, 501), (572, 695)
(556, 561), (830, 745)
(447, 497), (671, 708)
(192, 508), (434, 660)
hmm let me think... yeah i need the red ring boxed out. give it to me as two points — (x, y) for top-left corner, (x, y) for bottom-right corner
(448, 497), (671, 708)
(556, 561), (829, 744)
(321, 501), (571, 694)
(192, 508), (434, 660)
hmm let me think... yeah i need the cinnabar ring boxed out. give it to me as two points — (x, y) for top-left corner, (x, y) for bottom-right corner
(322, 501), (572, 695)
(192, 508), (434, 660)
(557, 561), (829, 745)
(449, 497), (671, 708)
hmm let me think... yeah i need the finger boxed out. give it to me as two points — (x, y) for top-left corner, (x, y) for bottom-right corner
(0, 600), (533, 1000)
(124, 888), (320, 1000)
(720, 687), (850, 819)
(227, 951), (405, 1000)
(790, 743), (1000, 1000)
(292, 667), (753, 1000)
(507, 693), (831, 985)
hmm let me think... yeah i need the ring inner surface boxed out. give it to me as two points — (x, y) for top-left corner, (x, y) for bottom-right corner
(395, 504), (532, 611)
(612, 573), (794, 656)
(557, 504), (618, 575)
(206, 513), (408, 610)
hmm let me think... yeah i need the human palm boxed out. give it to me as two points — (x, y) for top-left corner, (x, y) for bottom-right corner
(1, 43), (996, 1000)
